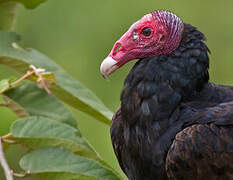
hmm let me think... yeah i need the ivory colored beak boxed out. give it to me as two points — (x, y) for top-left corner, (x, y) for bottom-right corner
(100, 56), (118, 78)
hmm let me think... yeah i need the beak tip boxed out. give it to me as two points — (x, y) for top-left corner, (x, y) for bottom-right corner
(100, 56), (118, 79)
(100, 62), (107, 79)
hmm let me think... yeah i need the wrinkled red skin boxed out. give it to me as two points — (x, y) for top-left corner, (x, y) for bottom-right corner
(107, 12), (183, 68)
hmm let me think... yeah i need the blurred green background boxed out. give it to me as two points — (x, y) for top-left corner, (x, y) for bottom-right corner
(1, 0), (233, 179)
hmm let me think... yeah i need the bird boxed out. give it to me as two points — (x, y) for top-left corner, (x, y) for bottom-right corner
(100, 10), (233, 180)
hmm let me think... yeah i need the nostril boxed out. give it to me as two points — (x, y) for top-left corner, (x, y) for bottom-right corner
(113, 43), (122, 55)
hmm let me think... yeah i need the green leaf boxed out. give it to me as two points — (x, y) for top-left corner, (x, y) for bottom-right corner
(0, 31), (113, 125)
(0, 0), (47, 9)
(0, 79), (10, 91)
(20, 147), (121, 180)
(11, 116), (82, 143)
(11, 116), (122, 178)
(4, 82), (77, 127)
(11, 116), (97, 159)
(0, 77), (15, 92)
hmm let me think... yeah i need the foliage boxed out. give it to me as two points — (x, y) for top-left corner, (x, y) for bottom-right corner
(0, 1), (121, 180)
(0, 31), (112, 125)
(0, 0), (47, 9)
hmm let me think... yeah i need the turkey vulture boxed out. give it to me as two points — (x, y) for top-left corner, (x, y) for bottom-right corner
(100, 10), (233, 180)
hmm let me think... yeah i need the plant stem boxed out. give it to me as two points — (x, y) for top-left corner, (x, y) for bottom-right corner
(1, 133), (12, 139)
(0, 71), (35, 94)
(0, 138), (13, 180)
(0, 1), (18, 30)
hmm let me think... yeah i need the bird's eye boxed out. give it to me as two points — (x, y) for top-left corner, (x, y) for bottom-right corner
(141, 27), (152, 36)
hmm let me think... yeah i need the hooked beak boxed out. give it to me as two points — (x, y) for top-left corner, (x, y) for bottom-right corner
(100, 56), (118, 79)
(100, 40), (125, 78)
(100, 24), (139, 78)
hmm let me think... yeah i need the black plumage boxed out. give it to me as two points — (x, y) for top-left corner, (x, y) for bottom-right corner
(110, 23), (233, 180)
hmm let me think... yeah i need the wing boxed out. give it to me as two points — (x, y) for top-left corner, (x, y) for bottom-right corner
(166, 101), (233, 180)
(110, 108), (127, 174)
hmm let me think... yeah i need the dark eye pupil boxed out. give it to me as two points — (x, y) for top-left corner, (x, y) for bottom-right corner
(142, 27), (152, 36)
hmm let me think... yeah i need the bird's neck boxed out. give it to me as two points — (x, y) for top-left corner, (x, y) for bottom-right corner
(121, 23), (210, 127)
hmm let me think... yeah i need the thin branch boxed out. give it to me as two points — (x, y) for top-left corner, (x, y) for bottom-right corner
(1, 139), (16, 144)
(0, 71), (35, 94)
(10, 71), (34, 87)
(0, 138), (13, 180)
(12, 171), (27, 178)
(0, 65), (54, 96)
(1, 133), (12, 140)
(1, 133), (15, 144)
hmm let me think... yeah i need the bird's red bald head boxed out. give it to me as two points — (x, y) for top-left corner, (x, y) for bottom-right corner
(100, 10), (184, 78)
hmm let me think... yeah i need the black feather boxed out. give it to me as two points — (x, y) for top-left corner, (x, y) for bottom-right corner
(111, 23), (233, 180)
